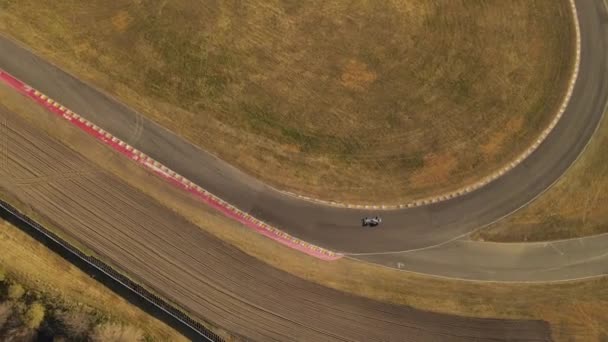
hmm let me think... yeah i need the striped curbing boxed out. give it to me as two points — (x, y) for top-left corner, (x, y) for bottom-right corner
(0, 69), (342, 261)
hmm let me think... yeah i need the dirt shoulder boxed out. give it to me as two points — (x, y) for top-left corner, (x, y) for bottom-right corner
(0, 0), (575, 204)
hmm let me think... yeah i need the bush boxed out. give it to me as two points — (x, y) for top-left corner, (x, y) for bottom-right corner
(7, 283), (25, 301)
(0, 302), (13, 327)
(1, 326), (35, 341)
(24, 302), (45, 329)
(55, 309), (91, 338)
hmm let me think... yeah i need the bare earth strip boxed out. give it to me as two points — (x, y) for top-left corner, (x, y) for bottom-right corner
(0, 91), (550, 340)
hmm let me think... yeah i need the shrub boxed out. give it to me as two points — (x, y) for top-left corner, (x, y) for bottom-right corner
(7, 283), (25, 301)
(24, 302), (45, 329)
(0, 302), (13, 327)
(55, 309), (91, 338)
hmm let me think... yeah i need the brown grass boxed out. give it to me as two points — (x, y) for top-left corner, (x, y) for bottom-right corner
(481, 115), (525, 159)
(0, 72), (606, 341)
(409, 151), (458, 187)
(55, 310), (91, 338)
(0, 217), (188, 341)
(340, 59), (377, 91)
(110, 11), (132, 33)
(0, 0), (575, 204)
(91, 323), (144, 342)
(474, 105), (608, 242)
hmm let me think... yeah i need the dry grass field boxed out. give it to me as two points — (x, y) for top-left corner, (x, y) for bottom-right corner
(0, 0), (574, 203)
(473, 106), (608, 242)
(1, 74), (606, 341)
(0, 221), (187, 341)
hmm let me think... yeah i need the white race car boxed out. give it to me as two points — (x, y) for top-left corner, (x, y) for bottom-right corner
(362, 216), (382, 227)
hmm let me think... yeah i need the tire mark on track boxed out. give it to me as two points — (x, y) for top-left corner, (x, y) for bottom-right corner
(128, 112), (144, 145)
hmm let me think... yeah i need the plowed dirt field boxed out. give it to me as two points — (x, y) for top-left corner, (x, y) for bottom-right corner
(0, 104), (550, 341)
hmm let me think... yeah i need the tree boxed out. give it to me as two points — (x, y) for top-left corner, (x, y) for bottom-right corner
(7, 283), (24, 301)
(23, 302), (45, 329)
(0, 302), (13, 328)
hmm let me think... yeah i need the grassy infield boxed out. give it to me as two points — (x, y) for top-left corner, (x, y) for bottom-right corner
(0, 0), (604, 341)
(0, 0), (573, 204)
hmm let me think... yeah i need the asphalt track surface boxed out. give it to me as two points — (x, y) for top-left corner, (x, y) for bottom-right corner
(357, 233), (608, 282)
(0, 0), (606, 265)
(0, 101), (552, 341)
(0, 0), (604, 340)
(1, 0), (606, 261)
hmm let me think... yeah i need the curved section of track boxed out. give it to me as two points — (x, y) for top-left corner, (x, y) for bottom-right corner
(281, 0), (582, 211)
(0, 105), (551, 341)
(0, 0), (606, 279)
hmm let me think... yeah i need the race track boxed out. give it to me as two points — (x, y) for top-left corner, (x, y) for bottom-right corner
(0, 0), (605, 259)
(0, 100), (552, 341)
(0, 0), (606, 339)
